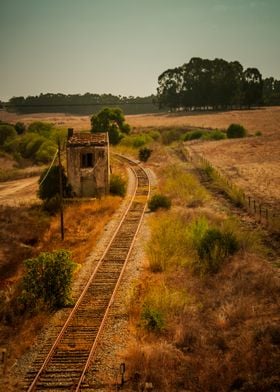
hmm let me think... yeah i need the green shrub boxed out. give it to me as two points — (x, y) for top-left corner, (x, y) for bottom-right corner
(161, 129), (182, 145)
(146, 130), (160, 141)
(148, 194), (171, 211)
(141, 305), (165, 331)
(0, 125), (17, 146)
(28, 121), (53, 136)
(20, 250), (76, 309)
(202, 130), (226, 140)
(38, 165), (72, 201)
(35, 141), (57, 163)
(15, 122), (26, 135)
(139, 147), (152, 162)
(195, 228), (239, 274)
(25, 135), (46, 158)
(120, 134), (152, 148)
(183, 130), (204, 141)
(43, 194), (61, 215)
(110, 174), (126, 196)
(3, 136), (20, 153)
(255, 131), (262, 136)
(227, 123), (247, 139)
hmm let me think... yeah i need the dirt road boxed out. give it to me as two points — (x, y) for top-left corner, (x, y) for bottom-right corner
(0, 176), (40, 205)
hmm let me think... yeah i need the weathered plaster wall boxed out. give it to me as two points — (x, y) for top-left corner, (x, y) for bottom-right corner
(67, 145), (109, 197)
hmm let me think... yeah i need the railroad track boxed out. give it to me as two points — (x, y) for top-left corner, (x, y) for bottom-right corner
(23, 158), (150, 391)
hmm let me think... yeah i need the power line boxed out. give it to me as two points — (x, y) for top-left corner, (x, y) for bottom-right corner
(38, 149), (58, 186)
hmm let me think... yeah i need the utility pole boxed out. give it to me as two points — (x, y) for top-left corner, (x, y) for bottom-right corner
(58, 139), (64, 240)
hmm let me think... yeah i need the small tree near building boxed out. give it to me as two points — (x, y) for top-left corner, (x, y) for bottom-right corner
(91, 107), (130, 145)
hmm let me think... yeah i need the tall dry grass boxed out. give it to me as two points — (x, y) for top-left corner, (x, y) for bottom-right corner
(41, 196), (121, 265)
(125, 152), (279, 391)
(125, 252), (280, 391)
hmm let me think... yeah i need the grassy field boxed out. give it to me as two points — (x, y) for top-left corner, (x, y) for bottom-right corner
(127, 106), (280, 136)
(123, 147), (280, 392)
(188, 134), (280, 210)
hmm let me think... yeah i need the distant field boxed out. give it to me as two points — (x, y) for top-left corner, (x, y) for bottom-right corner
(188, 134), (280, 209)
(1, 106), (280, 136)
(127, 106), (280, 136)
(0, 111), (91, 130)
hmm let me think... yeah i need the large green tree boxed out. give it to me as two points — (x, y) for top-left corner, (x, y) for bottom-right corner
(157, 57), (266, 111)
(242, 68), (263, 107)
(90, 107), (130, 145)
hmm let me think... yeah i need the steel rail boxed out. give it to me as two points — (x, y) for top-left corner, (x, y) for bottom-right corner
(75, 164), (150, 390)
(25, 158), (150, 391)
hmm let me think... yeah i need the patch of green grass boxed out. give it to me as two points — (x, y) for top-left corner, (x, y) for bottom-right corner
(146, 212), (189, 272)
(141, 284), (190, 331)
(120, 133), (153, 148)
(183, 129), (226, 141)
(162, 164), (209, 206)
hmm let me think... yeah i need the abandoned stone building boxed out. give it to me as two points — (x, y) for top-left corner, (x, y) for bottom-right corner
(66, 129), (110, 197)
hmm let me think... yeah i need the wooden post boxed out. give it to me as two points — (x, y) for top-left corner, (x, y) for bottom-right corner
(253, 199), (256, 213)
(248, 196), (251, 210)
(58, 140), (64, 241)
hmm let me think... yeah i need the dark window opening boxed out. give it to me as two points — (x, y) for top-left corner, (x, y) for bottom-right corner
(81, 153), (93, 168)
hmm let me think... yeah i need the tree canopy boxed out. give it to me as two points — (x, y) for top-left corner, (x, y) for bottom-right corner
(157, 57), (279, 111)
(91, 107), (130, 145)
(5, 93), (159, 115)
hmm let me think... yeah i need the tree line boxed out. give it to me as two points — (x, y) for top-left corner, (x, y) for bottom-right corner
(4, 93), (159, 115)
(157, 57), (280, 111)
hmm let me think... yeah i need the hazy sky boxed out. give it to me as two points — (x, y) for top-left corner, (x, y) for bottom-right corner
(0, 0), (279, 101)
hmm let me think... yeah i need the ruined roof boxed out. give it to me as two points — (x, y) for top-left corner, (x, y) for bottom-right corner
(67, 132), (108, 147)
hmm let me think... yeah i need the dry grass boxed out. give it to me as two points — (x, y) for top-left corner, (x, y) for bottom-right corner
(125, 251), (280, 391)
(0, 205), (49, 285)
(126, 106), (280, 137)
(189, 133), (280, 210)
(40, 196), (121, 265)
(0, 195), (121, 384)
(124, 146), (280, 391)
(0, 111), (91, 131)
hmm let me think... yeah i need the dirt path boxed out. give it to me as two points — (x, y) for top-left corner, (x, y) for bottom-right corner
(0, 176), (39, 206)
